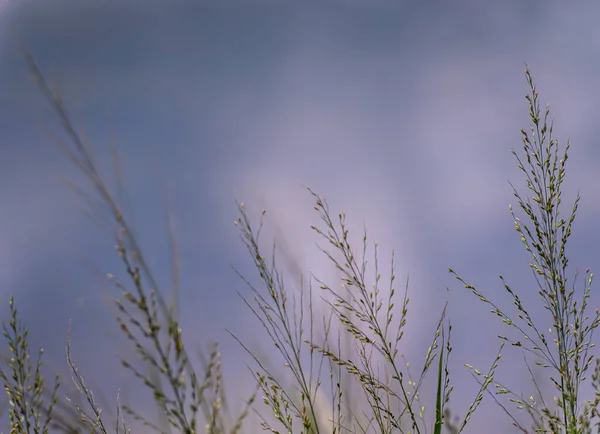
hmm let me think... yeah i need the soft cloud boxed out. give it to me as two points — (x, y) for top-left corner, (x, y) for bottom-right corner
(2, 1), (600, 433)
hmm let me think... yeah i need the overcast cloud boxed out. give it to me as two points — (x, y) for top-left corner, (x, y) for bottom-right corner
(1, 1), (600, 433)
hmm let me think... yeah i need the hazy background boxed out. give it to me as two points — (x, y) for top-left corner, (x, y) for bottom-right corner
(1, 1), (600, 432)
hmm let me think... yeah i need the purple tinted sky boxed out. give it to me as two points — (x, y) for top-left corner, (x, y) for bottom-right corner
(2, 1), (600, 432)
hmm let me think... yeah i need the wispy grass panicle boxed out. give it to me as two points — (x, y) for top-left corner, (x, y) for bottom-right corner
(20, 49), (255, 434)
(0, 297), (59, 434)
(231, 201), (330, 434)
(233, 190), (489, 434)
(450, 66), (600, 433)
(305, 190), (490, 434)
(64, 321), (120, 434)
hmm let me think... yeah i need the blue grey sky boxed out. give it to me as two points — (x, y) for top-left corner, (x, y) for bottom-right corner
(2, 1), (600, 432)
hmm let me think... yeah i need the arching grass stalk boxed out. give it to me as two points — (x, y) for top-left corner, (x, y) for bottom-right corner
(22, 48), (256, 434)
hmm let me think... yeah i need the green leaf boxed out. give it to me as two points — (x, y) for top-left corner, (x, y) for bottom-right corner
(434, 328), (445, 434)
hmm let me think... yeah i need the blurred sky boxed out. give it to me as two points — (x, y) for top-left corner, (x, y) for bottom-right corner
(2, 1), (600, 432)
